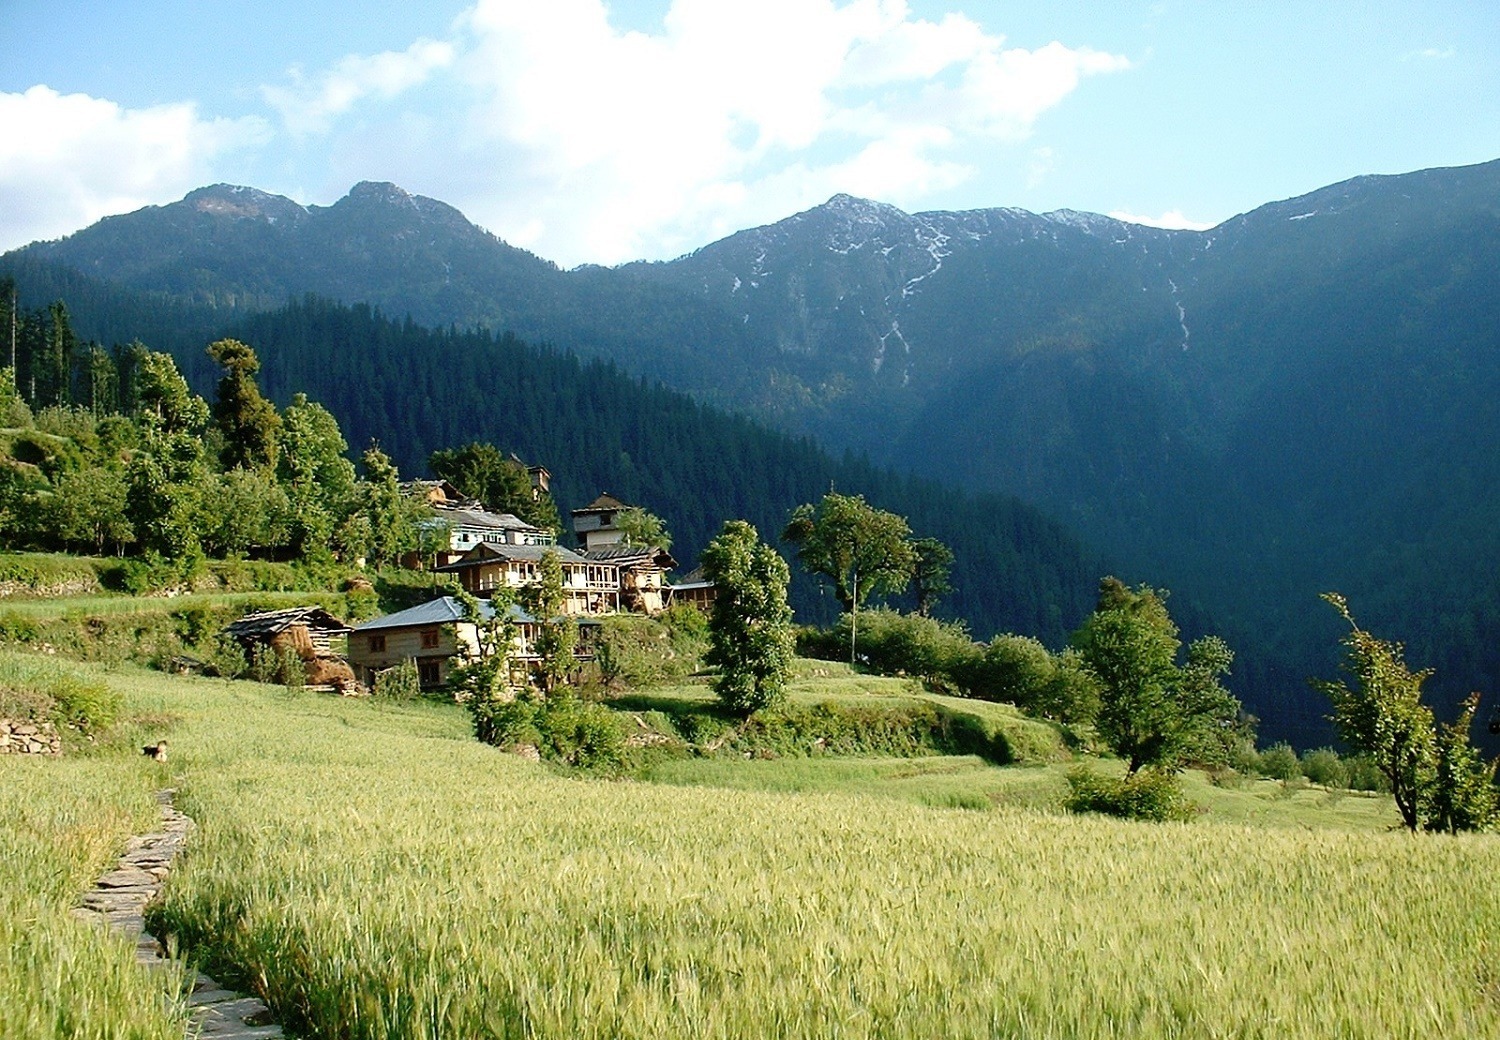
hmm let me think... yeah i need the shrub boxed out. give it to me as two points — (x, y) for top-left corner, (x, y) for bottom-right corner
(1064, 767), (1195, 822)
(374, 659), (422, 701)
(595, 611), (706, 689)
(204, 636), (248, 679)
(1257, 742), (1301, 781)
(800, 608), (980, 688)
(1300, 747), (1350, 788)
(46, 675), (121, 734)
(471, 693), (628, 772)
(0, 611), (41, 644)
(1346, 754), (1392, 793)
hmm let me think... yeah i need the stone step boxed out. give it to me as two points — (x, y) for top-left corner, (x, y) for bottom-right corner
(72, 790), (287, 1040)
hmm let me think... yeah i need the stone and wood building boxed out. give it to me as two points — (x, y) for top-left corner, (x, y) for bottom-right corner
(222, 606), (358, 691)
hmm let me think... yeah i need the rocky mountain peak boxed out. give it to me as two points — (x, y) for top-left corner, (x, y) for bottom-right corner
(182, 184), (307, 224)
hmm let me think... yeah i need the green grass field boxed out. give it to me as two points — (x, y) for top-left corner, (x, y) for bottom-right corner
(4, 653), (1495, 1039)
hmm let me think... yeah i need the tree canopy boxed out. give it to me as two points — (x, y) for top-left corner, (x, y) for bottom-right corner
(781, 491), (917, 612)
(702, 520), (794, 715)
(1071, 577), (1246, 774)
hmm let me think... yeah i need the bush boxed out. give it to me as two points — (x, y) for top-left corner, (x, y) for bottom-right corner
(595, 610), (707, 689)
(1300, 747), (1350, 788)
(1257, 742), (1301, 781)
(0, 611), (41, 644)
(1064, 767), (1195, 822)
(204, 636), (248, 679)
(1346, 754), (1392, 793)
(374, 659), (421, 701)
(799, 608), (977, 685)
(46, 675), (121, 734)
(471, 693), (628, 772)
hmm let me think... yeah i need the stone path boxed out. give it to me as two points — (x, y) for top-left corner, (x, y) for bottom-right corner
(73, 789), (290, 1039)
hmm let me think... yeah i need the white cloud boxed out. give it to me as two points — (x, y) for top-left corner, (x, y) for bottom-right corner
(287, 0), (1130, 265)
(262, 39), (455, 135)
(0, 85), (268, 251)
(1108, 208), (1216, 231)
(1403, 46), (1456, 61)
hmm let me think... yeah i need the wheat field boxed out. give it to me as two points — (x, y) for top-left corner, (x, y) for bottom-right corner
(5, 656), (1499, 1039)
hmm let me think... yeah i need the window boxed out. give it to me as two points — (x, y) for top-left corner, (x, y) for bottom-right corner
(368, 634), (386, 653)
(420, 629), (440, 649)
(418, 661), (441, 687)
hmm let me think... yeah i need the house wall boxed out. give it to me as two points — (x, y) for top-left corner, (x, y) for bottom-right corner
(348, 624), (470, 689)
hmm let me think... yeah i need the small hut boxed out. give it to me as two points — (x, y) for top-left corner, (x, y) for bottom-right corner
(222, 606), (359, 692)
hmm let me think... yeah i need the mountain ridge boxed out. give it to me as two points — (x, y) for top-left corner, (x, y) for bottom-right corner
(8, 157), (1500, 737)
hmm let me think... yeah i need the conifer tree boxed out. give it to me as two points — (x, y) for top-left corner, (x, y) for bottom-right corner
(208, 338), (281, 470)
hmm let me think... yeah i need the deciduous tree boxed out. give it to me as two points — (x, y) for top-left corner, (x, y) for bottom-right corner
(1313, 593), (1497, 832)
(703, 520), (794, 714)
(524, 548), (577, 694)
(615, 506), (672, 551)
(1072, 577), (1245, 774)
(910, 536), (954, 616)
(782, 492), (916, 611)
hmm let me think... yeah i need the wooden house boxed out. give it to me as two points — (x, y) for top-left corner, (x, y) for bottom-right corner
(348, 596), (597, 691)
(666, 566), (716, 613)
(571, 493), (634, 550)
(348, 596), (534, 690)
(436, 542), (621, 615)
(580, 544), (677, 614)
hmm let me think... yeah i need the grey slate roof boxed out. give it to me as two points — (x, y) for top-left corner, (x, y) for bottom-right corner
(435, 541), (594, 570)
(572, 492), (632, 515)
(432, 507), (542, 532)
(352, 596), (537, 632)
(581, 544), (678, 569)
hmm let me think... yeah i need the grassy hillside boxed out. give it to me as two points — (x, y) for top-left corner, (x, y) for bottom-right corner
(5, 654), (1494, 1039)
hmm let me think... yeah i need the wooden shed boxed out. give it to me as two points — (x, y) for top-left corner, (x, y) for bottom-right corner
(222, 606), (358, 692)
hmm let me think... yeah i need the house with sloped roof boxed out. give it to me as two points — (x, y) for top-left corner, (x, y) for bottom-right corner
(665, 565), (716, 613)
(580, 543), (677, 614)
(221, 606), (357, 691)
(436, 542), (621, 615)
(571, 492), (634, 550)
(349, 595), (600, 691)
(432, 506), (553, 555)
(347, 596), (532, 690)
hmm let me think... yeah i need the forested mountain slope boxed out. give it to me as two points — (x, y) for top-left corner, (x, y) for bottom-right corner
(0, 271), (1104, 658)
(10, 158), (1500, 740)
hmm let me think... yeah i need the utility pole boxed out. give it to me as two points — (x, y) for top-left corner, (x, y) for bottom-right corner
(850, 568), (858, 668)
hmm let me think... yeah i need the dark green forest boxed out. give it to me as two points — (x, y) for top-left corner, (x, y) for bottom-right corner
(0, 267), (1102, 652)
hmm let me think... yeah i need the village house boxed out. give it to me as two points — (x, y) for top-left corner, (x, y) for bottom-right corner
(571, 493), (677, 615)
(348, 595), (599, 691)
(423, 507), (554, 564)
(348, 596), (529, 690)
(436, 542), (622, 615)
(665, 565), (716, 613)
(572, 492), (633, 550)
(580, 543), (677, 614)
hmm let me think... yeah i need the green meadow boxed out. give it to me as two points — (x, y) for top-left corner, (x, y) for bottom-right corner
(4, 653), (1498, 1039)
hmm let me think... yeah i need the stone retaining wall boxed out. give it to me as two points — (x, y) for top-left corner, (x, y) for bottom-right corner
(0, 718), (62, 755)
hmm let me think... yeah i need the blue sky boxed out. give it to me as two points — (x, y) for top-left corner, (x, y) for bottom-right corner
(2, 1), (1495, 266)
